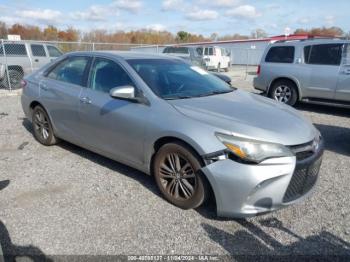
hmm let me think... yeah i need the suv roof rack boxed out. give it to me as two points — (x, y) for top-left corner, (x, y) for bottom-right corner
(273, 37), (342, 44)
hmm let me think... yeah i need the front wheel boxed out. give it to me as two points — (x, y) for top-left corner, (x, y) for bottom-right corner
(153, 142), (207, 209)
(269, 80), (298, 106)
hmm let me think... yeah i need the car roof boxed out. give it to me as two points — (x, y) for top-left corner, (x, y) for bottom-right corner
(66, 50), (181, 60)
(271, 38), (350, 46)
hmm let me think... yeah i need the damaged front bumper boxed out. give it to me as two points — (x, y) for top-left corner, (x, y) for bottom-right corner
(201, 142), (324, 218)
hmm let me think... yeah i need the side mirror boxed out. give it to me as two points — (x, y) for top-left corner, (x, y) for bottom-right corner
(110, 85), (136, 100)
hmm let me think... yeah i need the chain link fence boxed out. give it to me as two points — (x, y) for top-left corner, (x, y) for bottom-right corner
(0, 39), (264, 90)
(0, 39), (155, 90)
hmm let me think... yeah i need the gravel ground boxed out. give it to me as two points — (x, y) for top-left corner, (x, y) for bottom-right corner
(0, 78), (350, 260)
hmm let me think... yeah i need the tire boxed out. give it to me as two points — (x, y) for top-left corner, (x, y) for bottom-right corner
(224, 65), (229, 72)
(32, 106), (59, 146)
(269, 79), (298, 106)
(153, 142), (208, 209)
(217, 63), (221, 72)
(2, 69), (23, 90)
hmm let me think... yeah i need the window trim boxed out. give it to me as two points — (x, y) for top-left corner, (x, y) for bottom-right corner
(303, 43), (344, 66)
(87, 56), (137, 94)
(44, 55), (92, 87)
(30, 44), (47, 57)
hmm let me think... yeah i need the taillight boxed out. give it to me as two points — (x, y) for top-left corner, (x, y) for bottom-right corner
(257, 65), (261, 75)
(21, 80), (27, 89)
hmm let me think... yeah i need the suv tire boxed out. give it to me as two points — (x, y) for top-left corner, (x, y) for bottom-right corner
(269, 79), (298, 106)
(2, 69), (23, 90)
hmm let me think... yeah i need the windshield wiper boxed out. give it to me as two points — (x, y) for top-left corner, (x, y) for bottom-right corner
(196, 89), (234, 97)
(164, 95), (193, 100)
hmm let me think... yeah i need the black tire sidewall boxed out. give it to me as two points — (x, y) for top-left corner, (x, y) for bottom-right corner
(7, 70), (22, 90)
(270, 80), (298, 106)
(153, 142), (206, 209)
(32, 106), (56, 146)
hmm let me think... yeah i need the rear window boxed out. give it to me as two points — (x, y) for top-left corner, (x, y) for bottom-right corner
(265, 46), (295, 63)
(304, 44), (343, 66)
(31, 44), (46, 57)
(0, 44), (27, 56)
(163, 47), (189, 54)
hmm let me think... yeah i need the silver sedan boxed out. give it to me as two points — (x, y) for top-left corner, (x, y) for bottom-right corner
(21, 51), (324, 218)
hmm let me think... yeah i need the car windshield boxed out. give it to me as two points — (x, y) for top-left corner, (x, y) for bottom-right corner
(127, 59), (233, 100)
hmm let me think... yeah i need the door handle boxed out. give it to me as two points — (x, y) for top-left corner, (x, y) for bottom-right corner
(34, 59), (39, 62)
(80, 97), (92, 104)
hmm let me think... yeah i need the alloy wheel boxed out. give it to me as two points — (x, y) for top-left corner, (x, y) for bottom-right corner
(273, 85), (292, 103)
(33, 110), (50, 141)
(159, 153), (197, 200)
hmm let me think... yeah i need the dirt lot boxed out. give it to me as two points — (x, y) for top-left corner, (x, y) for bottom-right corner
(0, 71), (350, 260)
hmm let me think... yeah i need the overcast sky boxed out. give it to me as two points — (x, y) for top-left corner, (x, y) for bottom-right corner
(0, 0), (349, 36)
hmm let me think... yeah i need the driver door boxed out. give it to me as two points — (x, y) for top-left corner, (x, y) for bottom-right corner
(78, 57), (147, 165)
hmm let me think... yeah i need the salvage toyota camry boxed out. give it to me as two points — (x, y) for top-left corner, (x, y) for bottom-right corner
(21, 51), (324, 217)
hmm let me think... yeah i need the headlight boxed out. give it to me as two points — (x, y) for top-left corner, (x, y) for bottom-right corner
(216, 133), (293, 163)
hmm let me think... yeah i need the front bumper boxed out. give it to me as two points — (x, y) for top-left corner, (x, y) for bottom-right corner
(201, 141), (324, 218)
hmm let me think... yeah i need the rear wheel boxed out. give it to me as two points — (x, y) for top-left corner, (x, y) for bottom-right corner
(32, 106), (59, 146)
(153, 142), (207, 209)
(269, 80), (298, 106)
(217, 63), (221, 72)
(2, 69), (23, 89)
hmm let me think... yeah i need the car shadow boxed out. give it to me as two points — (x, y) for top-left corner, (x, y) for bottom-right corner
(314, 123), (350, 157)
(22, 119), (162, 199)
(295, 103), (350, 117)
(0, 180), (52, 262)
(202, 217), (350, 259)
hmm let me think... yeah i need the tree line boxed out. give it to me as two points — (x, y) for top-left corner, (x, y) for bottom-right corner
(0, 21), (348, 44)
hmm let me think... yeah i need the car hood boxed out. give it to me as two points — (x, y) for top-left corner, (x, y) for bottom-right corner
(168, 90), (317, 146)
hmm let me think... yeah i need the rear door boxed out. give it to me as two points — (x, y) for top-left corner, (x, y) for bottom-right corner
(30, 44), (51, 70)
(302, 43), (343, 99)
(39, 56), (91, 143)
(335, 43), (350, 101)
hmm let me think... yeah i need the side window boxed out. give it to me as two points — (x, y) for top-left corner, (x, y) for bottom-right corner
(31, 44), (46, 57)
(0, 44), (27, 56)
(47, 45), (63, 57)
(265, 46), (295, 63)
(305, 44), (343, 66)
(90, 58), (133, 94)
(47, 56), (89, 86)
(196, 47), (203, 56)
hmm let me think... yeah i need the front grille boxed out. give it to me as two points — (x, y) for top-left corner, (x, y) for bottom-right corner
(289, 140), (315, 161)
(295, 150), (314, 161)
(283, 156), (322, 203)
